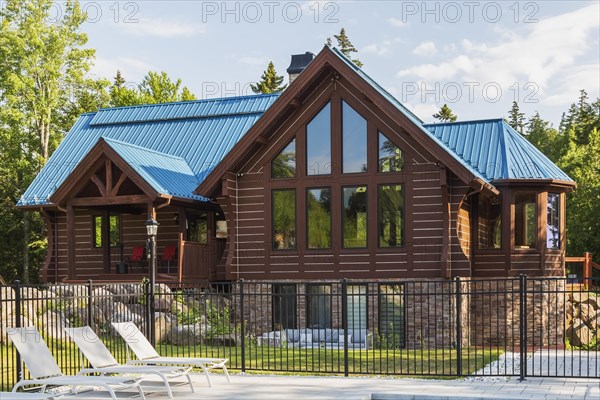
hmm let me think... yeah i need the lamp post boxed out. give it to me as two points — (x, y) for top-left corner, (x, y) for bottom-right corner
(145, 217), (159, 346)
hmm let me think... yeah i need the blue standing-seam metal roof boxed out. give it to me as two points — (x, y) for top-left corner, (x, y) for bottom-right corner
(18, 94), (279, 206)
(103, 138), (208, 202)
(423, 119), (574, 182)
(18, 48), (574, 207)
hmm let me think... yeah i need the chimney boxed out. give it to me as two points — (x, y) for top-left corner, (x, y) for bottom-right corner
(286, 52), (315, 84)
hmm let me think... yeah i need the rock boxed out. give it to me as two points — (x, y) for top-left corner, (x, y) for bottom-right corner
(168, 323), (206, 346)
(154, 313), (173, 344)
(0, 287), (15, 301)
(127, 303), (147, 317)
(566, 318), (592, 347)
(105, 284), (136, 303)
(155, 284), (172, 295)
(67, 305), (106, 331)
(171, 301), (188, 315)
(57, 284), (87, 299)
(110, 309), (142, 324)
(154, 297), (172, 312)
(122, 284), (144, 303)
(581, 308), (600, 330)
(208, 333), (240, 347)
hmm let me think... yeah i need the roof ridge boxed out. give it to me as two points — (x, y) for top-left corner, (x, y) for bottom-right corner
(423, 118), (504, 126)
(102, 137), (190, 163)
(96, 93), (280, 113)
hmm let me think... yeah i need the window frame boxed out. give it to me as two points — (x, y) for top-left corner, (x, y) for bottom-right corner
(341, 100), (368, 175)
(271, 188), (297, 251)
(476, 194), (502, 250)
(377, 183), (405, 249)
(272, 284), (298, 330)
(546, 193), (561, 250)
(306, 186), (333, 250)
(305, 284), (333, 329)
(514, 192), (539, 250)
(271, 138), (297, 179)
(342, 185), (369, 249)
(305, 102), (332, 177)
(92, 212), (121, 248)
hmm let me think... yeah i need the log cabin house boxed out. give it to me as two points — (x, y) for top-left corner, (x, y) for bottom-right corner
(18, 46), (576, 286)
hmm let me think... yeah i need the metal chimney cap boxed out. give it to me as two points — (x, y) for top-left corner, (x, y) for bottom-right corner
(287, 52), (315, 74)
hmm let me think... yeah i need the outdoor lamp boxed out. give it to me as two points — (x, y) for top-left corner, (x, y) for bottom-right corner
(145, 217), (159, 237)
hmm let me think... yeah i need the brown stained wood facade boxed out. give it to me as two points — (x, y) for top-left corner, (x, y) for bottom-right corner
(196, 51), (573, 281)
(29, 47), (575, 283)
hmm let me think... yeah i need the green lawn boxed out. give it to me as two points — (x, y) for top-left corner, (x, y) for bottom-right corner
(0, 340), (501, 391)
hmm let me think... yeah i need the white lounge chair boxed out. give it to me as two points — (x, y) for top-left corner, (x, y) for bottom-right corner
(64, 327), (194, 399)
(112, 321), (230, 387)
(0, 393), (56, 399)
(6, 327), (145, 399)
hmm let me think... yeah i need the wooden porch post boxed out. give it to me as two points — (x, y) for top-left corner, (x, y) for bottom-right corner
(67, 204), (75, 280)
(583, 252), (592, 289)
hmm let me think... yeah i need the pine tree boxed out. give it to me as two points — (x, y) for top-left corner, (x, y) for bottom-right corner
(250, 61), (287, 94)
(507, 101), (525, 134)
(325, 37), (332, 47)
(333, 28), (363, 68)
(432, 104), (457, 122)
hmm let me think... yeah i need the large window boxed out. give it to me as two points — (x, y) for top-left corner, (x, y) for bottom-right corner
(307, 188), (331, 249)
(93, 213), (120, 248)
(306, 102), (331, 176)
(272, 139), (296, 179)
(273, 284), (297, 330)
(272, 189), (296, 250)
(306, 284), (332, 328)
(378, 132), (403, 172)
(515, 193), (537, 249)
(187, 212), (208, 243)
(478, 195), (502, 249)
(347, 285), (367, 331)
(342, 101), (367, 173)
(378, 185), (404, 247)
(547, 193), (560, 249)
(343, 186), (368, 248)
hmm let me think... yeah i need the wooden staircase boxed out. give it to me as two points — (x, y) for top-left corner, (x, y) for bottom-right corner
(565, 252), (599, 290)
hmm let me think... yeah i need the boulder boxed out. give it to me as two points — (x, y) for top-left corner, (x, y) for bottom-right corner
(171, 301), (188, 315)
(154, 313), (173, 344)
(105, 284), (133, 303)
(56, 284), (87, 299)
(122, 284), (144, 303)
(110, 309), (142, 325)
(154, 296), (172, 312)
(168, 323), (206, 346)
(566, 318), (592, 347)
(155, 283), (172, 295)
(96, 300), (129, 317)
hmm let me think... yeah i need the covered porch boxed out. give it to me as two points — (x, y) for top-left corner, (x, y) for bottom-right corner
(43, 138), (227, 283)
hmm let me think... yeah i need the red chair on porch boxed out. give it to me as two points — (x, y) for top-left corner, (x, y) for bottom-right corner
(126, 246), (146, 273)
(159, 245), (178, 274)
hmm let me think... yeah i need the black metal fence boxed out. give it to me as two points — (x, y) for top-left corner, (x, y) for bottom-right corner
(0, 276), (598, 390)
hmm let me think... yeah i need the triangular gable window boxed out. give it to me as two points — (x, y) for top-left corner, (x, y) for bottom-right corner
(378, 132), (404, 172)
(272, 138), (296, 179)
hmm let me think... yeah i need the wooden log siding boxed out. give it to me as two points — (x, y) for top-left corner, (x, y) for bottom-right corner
(212, 75), (482, 280)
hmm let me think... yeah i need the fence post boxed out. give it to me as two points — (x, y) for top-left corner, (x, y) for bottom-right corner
(87, 279), (93, 328)
(145, 280), (152, 341)
(455, 276), (463, 376)
(239, 279), (246, 373)
(341, 278), (349, 377)
(13, 280), (21, 383)
(519, 274), (527, 381)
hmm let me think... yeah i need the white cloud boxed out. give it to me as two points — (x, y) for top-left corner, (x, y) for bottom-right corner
(91, 57), (154, 82)
(397, 3), (600, 93)
(120, 18), (206, 38)
(412, 41), (437, 57)
(404, 102), (439, 122)
(388, 17), (409, 28)
(544, 64), (600, 106)
(362, 37), (404, 57)
(443, 43), (457, 53)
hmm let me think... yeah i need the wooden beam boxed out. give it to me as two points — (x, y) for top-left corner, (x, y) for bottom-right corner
(254, 135), (268, 145)
(90, 174), (107, 196)
(68, 194), (149, 206)
(102, 211), (111, 273)
(105, 159), (112, 195)
(110, 172), (127, 196)
(147, 201), (156, 220)
(289, 98), (302, 109)
(67, 205), (75, 280)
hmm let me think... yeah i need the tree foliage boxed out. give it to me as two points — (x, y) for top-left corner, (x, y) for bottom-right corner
(507, 101), (526, 134)
(327, 28), (363, 68)
(433, 104), (457, 122)
(109, 70), (196, 106)
(521, 90), (600, 260)
(250, 62), (287, 94)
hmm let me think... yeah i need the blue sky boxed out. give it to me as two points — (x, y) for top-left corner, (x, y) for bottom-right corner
(75, 1), (599, 126)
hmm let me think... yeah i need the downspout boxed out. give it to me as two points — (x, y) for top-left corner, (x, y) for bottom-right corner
(236, 173), (240, 280)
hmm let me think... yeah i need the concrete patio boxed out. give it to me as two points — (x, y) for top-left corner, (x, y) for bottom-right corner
(17, 372), (597, 400)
